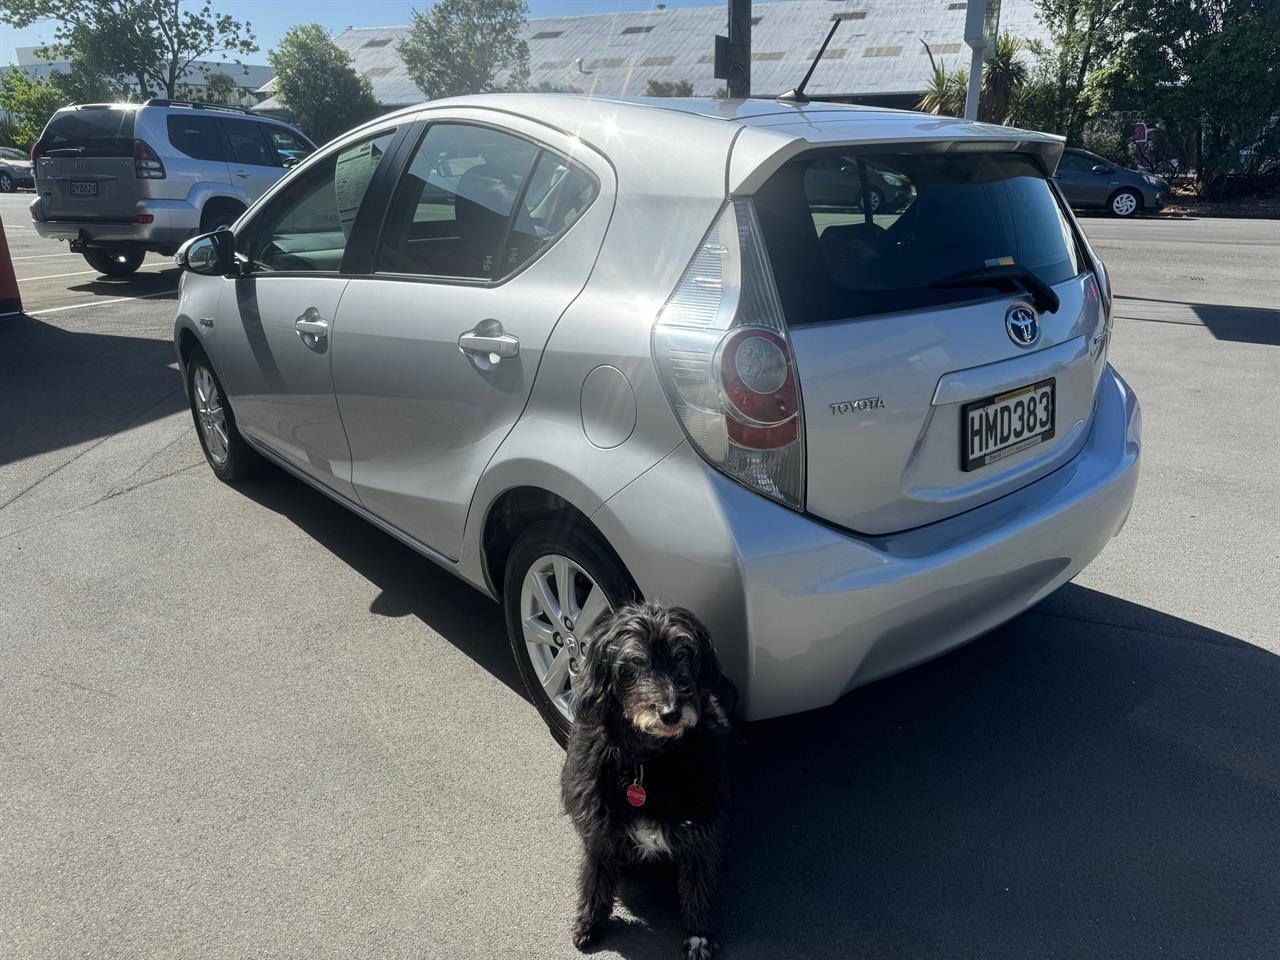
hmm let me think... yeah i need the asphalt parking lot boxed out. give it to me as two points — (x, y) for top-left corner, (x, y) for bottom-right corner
(2, 191), (1278, 959)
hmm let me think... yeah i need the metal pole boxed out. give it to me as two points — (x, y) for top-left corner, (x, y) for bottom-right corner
(963, 46), (984, 119)
(726, 0), (751, 98)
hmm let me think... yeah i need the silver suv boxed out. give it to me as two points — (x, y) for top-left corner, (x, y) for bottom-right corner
(172, 96), (1141, 744)
(30, 99), (314, 277)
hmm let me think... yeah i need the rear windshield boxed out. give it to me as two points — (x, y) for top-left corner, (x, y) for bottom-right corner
(42, 108), (136, 158)
(755, 150), (1084, 324)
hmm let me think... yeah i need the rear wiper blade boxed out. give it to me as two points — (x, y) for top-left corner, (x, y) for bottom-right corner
(44, 146), (85, 156)
(929, 265), (1061, 315)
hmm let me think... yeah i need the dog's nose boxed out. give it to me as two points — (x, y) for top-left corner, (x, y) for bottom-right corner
(659, 705), (681, 725)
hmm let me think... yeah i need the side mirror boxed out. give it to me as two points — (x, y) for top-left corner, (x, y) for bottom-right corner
(282, 156), (301, 169)
(1091, 163), (1110, 174)
(176, 229), (236, 276)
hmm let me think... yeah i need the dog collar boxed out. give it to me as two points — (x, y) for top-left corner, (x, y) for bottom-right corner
(626, 764), (646, 807)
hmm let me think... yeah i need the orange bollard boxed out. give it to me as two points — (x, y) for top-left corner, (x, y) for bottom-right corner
(0, 213), (20, 317)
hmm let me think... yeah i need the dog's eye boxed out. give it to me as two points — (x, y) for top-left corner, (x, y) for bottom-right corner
(629, 655), (645, 668)
(674, 649), (690, 663)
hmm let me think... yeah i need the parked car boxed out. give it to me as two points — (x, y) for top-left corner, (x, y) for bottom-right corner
(0, 146), (36, 192)
(1053, 147), (1169, 217)
(172, 96), (1141, 744)
(29, 99), (314, 277)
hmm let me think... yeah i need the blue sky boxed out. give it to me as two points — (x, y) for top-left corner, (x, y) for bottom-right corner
(5, 0), (726, 65)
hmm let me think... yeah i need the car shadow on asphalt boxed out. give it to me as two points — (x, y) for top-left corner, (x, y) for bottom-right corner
(227, 472), (1280, 959)
(235, 469), (525, 698)
(1115, 294), (1280, 347)
(0, 309), (185, 467)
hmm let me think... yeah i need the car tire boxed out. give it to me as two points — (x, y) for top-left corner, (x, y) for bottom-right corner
(855, 186), (884, 212)
(83, 246), (146, 277)
(0, 171), (14, 193)
(1108, 189), (1142, 218)
(503, 520), (639, 746)
(185, 346), (260, 484)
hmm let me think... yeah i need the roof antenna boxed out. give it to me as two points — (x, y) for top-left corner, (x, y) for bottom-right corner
(777, 17), (841, 104)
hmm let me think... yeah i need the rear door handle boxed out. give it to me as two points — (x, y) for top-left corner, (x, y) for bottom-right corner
(458, 319), (519, 360)
(295, 307), (328, 343)
(233, 170), (250, 179)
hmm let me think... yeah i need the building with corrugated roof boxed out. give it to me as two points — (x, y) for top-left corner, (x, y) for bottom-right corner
(254, 0), (1047, 114)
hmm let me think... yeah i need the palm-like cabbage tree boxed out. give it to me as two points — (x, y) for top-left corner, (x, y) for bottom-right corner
(981, 33), (1028, 124)
(918, 42), (969, 117)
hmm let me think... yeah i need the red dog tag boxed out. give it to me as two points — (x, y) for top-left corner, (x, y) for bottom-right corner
(626, 782), (647, 807)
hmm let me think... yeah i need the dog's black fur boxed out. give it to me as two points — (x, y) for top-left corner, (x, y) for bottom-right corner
(561, 601), (732, 960)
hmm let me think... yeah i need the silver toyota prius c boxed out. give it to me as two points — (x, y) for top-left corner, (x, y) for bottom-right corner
(173, 95), (1141, 743)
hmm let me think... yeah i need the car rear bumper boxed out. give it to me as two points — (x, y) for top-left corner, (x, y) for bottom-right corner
(28, 196), (199, 248)
(593, 364), (1141, 721)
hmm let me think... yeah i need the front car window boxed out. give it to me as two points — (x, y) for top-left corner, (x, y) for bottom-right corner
(244, 128), (398, 273)
(756, 150), (1084, 324)
(221, 118), (272, 167)
(263, 126), (313, 166)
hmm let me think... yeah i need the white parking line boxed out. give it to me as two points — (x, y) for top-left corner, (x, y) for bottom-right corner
(18, 269), (97, 282)
(28, 288), (179, 315)
(10, 252), (78, 261)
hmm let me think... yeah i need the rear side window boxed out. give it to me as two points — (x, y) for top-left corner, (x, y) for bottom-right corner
(42, 108), (135, 157)
(755, 150), (1084, 324)
(376, 123), (538, 280)
(167, 115), (224, 162)
(501, 153), (597, 276)
(221, 118), (272, 167)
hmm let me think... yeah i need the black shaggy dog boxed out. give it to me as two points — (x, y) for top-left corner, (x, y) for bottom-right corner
(561, 601), (732, 960)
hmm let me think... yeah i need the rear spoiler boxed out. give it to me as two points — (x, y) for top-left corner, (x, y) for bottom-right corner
(728, 117), (1066, 194)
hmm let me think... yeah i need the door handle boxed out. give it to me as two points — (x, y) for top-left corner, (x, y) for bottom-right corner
(295, 308), (328, 343)
(233, 170), (250, 179)
(458, 319), (519, 361)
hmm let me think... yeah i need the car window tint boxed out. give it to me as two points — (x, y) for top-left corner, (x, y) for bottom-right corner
(756, 150), (1083, 324)
(499, 152), (597, 278)
(376, 123), (538, 280)
(221, 118), (272, 167)
(246, 128), (398, 273)
(1058, 152), (1090, 172)
(264, 126), (313, 165)
(167, 115), (224, 162)
(42, 108), (135, 157)
(804, 156), (916, 237)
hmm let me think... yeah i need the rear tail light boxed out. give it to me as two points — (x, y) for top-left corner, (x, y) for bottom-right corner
(29, 139), (41, 163)
(652, 200), (805, 509)
(134, 139), (166, 179)
(136, 212), (154, 223)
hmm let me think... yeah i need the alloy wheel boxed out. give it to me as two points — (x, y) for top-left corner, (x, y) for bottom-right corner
(519, 553), (614, 721)
(192, 365), (229, 465)
(1112, 192), (1138, 217)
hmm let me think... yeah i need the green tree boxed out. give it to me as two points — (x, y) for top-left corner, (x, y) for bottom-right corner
(0, 69), (65, 146)
(397, 0), (530, 100)
(1026, 0), (1129, 141)
(0, 1), (256, 99)
(1094, 0), (1280, 196)
(918, 44), (968, 117)
(643, 79), (695, 98)
(268, 24), (381, 145)
(0, 65), (115, 146)
(980, 33), (1029, 125)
